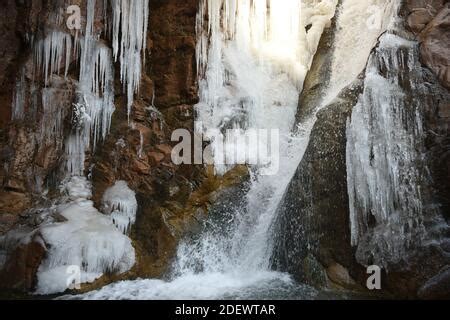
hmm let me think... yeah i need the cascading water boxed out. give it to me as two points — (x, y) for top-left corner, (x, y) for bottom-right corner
(59, 0), (400, 300)
(75, 0), (339, 300)
(2, 0), (446, 300)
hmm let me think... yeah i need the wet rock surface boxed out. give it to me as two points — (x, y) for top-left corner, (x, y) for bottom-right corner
(272, 79), (366, 292)
(273, 1), (450, 299)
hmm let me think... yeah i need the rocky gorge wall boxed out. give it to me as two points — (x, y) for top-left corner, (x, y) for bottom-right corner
(0, 0), (448, 299)
(273, 0), (450, 299)
(0, 0), (247, 294)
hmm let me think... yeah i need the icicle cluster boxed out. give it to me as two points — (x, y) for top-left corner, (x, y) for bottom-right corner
(346, 33), (436, 267)
(65, 0), (115, 176)
(111, 0), (149, 117)
(34, 30), (73, 85)
(102, 181), (138, 234)
(32, 0), (150, 294)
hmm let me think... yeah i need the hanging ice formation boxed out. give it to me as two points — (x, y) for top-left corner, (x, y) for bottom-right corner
(102, 181), (138, 234)
(28, 0), (149, 295)
(345, 30), (443, 267)
(111, 0), (149, 117)
(34, 30), (73, 85)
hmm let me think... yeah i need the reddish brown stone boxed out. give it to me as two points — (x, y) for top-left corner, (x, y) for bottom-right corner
(156, 144), (172, 156)
(132, 158), (151, 175)
(148, 152), (165, 165)
(0, 239), (46, 292)
(0, 191), (31, 216)
(419, 4), (450, 89)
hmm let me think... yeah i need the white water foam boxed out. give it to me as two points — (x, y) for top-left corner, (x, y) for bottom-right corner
(67, 0), (398, 300)
(71, 0), (337, 300)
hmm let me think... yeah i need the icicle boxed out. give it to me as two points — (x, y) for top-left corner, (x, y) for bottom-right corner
(65, 133), (87, 177)
(138, 131), (144, 159)
(11, 70), (26, 120)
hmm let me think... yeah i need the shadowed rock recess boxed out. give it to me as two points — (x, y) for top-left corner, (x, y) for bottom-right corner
(0, 0), (449, 299)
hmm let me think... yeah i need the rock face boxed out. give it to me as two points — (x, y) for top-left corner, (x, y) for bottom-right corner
(418, 266), (450, 300)
(273, 1), (450, 299)
(405, 0), (450, 89)
(272, 80), (365, 291)
(0, 0), (244, 294)
(149, 0), (199, 109)
(0, 239), (46, 292)
(404, 0), (450, 221)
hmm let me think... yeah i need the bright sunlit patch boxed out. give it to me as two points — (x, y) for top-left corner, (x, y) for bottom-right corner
(263, 0), (302, 60)
(219, 0), (304, 84)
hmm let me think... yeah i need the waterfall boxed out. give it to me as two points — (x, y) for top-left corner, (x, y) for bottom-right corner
(73, 0), (340, 300)
(171, 0), (338, 294)
(196, 0), (337, 175)
(324, 0), (397, 106)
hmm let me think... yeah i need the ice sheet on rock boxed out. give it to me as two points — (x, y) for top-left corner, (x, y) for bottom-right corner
(325, 0), (398, 105)
(102, 181), (138, 234)
(40, 79), (73, 145)
(346, 31), (441, 267)
(63, 175), (93, 200)
(36, 266), (102, 296)
(36, 177), (135, 295)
